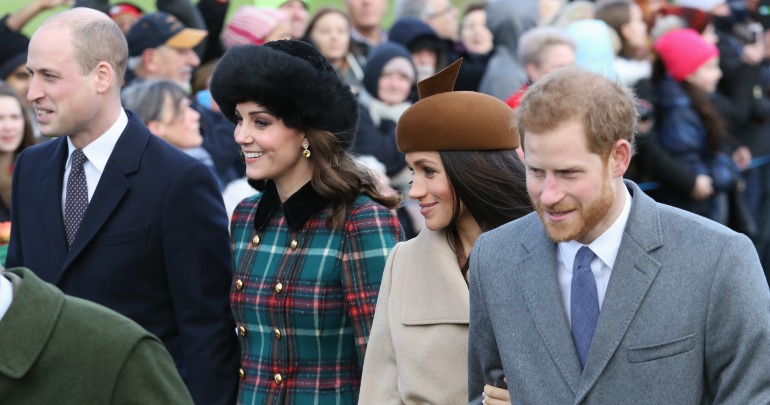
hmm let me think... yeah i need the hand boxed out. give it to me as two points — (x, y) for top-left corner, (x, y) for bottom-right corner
(482, 377), (511, 405)
(691, 175), (714, 201)
(732, 146), (752, 170)
(35, 0), (75, 10)
(741, 42), (765, 65)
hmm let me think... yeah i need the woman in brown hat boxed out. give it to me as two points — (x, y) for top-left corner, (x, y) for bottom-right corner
(210, 40), (404, 404)
(359, 59), (532, 404)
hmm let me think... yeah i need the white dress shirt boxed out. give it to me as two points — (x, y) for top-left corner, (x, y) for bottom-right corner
(558, 187), (633, 326)
(61, 109), (128, 215)
(0, 274), (13, 322)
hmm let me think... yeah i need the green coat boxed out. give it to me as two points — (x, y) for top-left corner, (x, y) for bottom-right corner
(0, 268), (194, 404)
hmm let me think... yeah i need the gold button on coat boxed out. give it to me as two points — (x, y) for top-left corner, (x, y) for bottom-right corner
(238, 325), (246, 336)
(274, 373), (282, 384)
(252, 235), (260, 246)
(289, 239), (298, 250)
(274, 328), (281, 340)
(239, 368), (245, 379)
(235, 279), (244, 291)
(275, 282), (283, 293)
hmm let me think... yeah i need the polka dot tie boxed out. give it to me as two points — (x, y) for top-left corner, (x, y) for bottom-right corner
(64, 149), (88, 248)
(571, 246), (599, 370)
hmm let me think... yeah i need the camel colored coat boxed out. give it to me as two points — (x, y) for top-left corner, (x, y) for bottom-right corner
(359, 229), (470, 404)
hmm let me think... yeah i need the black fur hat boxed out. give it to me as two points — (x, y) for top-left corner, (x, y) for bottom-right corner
(210, 40), (358, 148)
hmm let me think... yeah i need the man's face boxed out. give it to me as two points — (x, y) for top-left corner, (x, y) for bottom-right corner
(524, 120), (620, 244)
(145, 45), (200, 89)
(425, 0), (459, 41)
(280, 0), (310, 40)
(5, 64), (31, 106)
(345, 0), (387, 31)
(26, 25), (101, 138)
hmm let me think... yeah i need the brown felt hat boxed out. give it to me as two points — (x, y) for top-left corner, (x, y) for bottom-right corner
(396, 59), (519, 152)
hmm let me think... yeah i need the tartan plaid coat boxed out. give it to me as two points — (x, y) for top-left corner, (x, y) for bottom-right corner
(230, 181), (403, 404)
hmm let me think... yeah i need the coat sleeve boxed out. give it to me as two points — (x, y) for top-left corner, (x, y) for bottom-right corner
(112, 336), (195, 405)
(5, 148), (26, 269)
(358, 243), (404, 404)
(468, 232), (506, 405)
(161, 159), (239, 405)
(341, 202), (403, 367)
(705, 232), (770, 403)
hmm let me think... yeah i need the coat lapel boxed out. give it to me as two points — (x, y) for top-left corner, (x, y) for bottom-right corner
(517, 220), (582, 395)
(574, 182), (664, 403)
(40, 138), (69, 283)
(401, 229), (470, 325)
(61, 113), (148, 273)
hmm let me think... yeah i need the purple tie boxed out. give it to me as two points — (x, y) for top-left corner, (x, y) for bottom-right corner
(64, 149), (88, 248)
(571, 246), (599, 369)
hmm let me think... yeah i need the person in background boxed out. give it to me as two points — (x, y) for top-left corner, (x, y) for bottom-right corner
(460, 2), (493, 57)
(0, 83), (36, 222)
(8, 9), (238, 404)
(478, 0), (539, 100)
(254, 0), (310, 40)
(596, 0), (652, 87)
(125, 11), (207, 89)
(455, 2), (494, 91)
(108, 1), (143, 34)
(0, 267), (194, 404)
(222, 6), (291, 48)
(389, 17), (447, 100)
(506, 26), (576, 109)
(210, 40), (403, 404)
(352, 42), (419, 238)
(653, 28), (742, 222)
(304, 7), (364, 93)
(345, 0), (389, 60)
(121, 80), (222, 187)
(551, 0), (595, 28)
(359, 59), (531, 405)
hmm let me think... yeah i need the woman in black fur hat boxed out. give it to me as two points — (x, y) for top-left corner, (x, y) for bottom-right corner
(210, 40), (404, 404)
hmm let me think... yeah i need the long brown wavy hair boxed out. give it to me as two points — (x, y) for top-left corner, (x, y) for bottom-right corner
(249, 128), (401, 230)
(0, 82), (36, 212)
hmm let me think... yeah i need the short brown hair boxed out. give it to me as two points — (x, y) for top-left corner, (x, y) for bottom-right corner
(517, 66), (637, 157)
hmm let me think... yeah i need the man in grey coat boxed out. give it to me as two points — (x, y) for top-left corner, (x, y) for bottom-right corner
(468, 66), (770, 404)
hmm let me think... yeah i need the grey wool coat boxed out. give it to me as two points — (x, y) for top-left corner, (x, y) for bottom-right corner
(468, 180), (770, 404)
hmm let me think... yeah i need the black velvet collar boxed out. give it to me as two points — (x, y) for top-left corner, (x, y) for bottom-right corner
(253, 180), (331, 232)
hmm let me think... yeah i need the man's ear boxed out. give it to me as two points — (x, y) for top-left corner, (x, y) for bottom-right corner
(609, 139), (632, 178)
(146, 120), (164, 137)
(94, 61), (114, 93)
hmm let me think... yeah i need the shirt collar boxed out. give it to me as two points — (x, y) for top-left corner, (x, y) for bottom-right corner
(253, 180), (331, 232)
(67, 108), (128, 172)
(559, 186), (633, 272)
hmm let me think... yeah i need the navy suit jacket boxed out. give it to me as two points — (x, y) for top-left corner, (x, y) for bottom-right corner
(7, 111), (239, 405)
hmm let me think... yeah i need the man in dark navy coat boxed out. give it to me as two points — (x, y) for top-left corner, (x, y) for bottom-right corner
(7, 8), (238, 404)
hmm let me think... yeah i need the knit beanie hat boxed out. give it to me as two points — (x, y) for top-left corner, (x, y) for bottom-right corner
(222, 6), (289, 49)
(655, 28), (719, 81)
(396, 59), (519, 152)
(363, 43), (416, 99)
(0, 31), (30, 81)
(211, 40), (358, 148)
(660, 5), (712, 34)
(675, 0), (726, 13)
